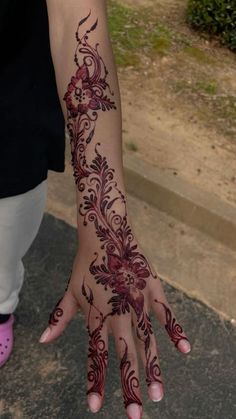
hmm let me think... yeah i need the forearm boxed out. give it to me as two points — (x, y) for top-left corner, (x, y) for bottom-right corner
(46, 0), (126, 237)
(44, 7), (190, 414)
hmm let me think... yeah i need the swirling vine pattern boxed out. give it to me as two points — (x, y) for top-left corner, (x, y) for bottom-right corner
(119, 337), (142, 408)
(49, 297), (63, 326)
(154, 300), (188, 348)
(53, 10), (188, 407)
(82, 281), (109, 396)
(49, 273), (72, 325)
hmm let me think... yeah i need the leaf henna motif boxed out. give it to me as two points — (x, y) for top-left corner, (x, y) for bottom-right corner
(154, 300), (189, 348)
(82, 282), (109, 397)
(119, 337), (142, 408)
(62, 13), (166, 401)
(136, 312), (162, 386)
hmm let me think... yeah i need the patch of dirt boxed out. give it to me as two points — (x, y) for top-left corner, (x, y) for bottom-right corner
(38, 359), (66, 378)
(37, 357), (68, 385)
(0, 400), (24, 419)
(8, 403), (24, 419)
(117, 0), (236, 207)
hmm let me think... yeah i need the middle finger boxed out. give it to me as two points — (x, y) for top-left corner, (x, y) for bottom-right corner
(112, 315), (143, 419)
(133, 309), (164, 402)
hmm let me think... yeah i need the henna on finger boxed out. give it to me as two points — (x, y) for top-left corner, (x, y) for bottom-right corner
(135, 311), (162, 386)
(154, 299), (189, 348)
(59, 10), (190, 410)
(119, 337), (142, 408)
(82, 282), (109, 397)
(48, 272), (72, 326)
(49, 297), (64, 326)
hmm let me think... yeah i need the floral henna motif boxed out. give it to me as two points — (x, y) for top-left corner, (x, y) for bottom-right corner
(154, 300), (188, 348)
(119, 337), (142, 408)
(63, 12), (165, 401)
(64, 10), (116, 187)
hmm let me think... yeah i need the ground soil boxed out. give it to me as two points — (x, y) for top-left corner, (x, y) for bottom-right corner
(118, 0), (236, 207)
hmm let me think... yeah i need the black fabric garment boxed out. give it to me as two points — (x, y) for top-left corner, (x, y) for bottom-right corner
(0, 0), (65, 198)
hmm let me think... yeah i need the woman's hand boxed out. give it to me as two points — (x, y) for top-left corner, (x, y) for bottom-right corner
(40, 230), (190, 418)
(42, 6), (191, 418)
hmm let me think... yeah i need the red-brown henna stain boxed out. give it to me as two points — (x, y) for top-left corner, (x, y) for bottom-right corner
(154, 299), (188, 348)
(119, 337), (142, 408)
(82, 281), (109, 397)
(136, 312), (162, 385)
(49, 297), (63, 326)
(51, 10), (185, 407)
(49, 272), (72, 325)
(63, 9), (116, 188)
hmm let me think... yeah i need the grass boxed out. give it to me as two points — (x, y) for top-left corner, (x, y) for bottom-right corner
(149, 24), (172, 56)
(174, 78), (236, 136)
(195, 80), (218, 95)
(215, 95), (236, 120)
(174, 79), (218, 95)
(107, 0), (172, 66)
(107, 1), (211, 66)
(183, 46), (212, 64)
(125, 142), (138, 152)
(197, 94), (236, 138)
(108, 0), (236, 139)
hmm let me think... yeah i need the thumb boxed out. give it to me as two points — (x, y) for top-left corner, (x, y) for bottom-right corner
(39, 290), (79, 343)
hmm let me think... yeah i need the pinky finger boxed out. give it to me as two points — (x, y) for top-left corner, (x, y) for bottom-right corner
(152, 298), (191, 354)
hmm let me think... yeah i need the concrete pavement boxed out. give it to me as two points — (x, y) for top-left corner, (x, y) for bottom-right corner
(1, 213), (236, 419)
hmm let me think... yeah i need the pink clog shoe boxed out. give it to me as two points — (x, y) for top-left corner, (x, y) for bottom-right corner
(0, 314), (14, 367)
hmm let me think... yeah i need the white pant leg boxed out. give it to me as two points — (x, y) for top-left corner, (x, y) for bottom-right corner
(0, 180), (47, 314)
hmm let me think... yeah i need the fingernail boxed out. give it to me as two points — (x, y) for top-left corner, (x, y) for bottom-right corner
(178, 339), (191, 354)
(88, 394), (101, 413)
(127, 403), (141, 419)
(39, 327), (51, 343)
(149, 383), (164, 402)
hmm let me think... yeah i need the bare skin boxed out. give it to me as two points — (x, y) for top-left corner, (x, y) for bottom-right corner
(41, 2), (191, 418)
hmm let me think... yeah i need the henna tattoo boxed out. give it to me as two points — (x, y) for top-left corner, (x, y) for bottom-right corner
(49, 297), (63, 326)
(136, 312), (162, 386)
(119, 337), (142, 408)
(49, 272), (72, 326)
(62, 12), (177, 402)
(64, 10), (116, 187)
(82, 283), (142, 406)
(154, 300), (189, 348)
(64, 13), (155, 316)
(82, 282), (109, 397)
